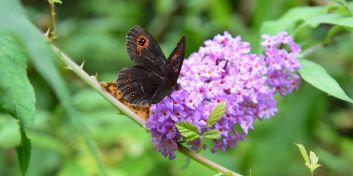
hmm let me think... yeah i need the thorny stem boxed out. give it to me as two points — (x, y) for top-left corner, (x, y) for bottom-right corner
(50, 44), (146, 128)
(50, 43), (243, 176)
(48, 0), (57, 40)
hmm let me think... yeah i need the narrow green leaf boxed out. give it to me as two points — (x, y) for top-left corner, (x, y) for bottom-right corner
(206, 102), (226, 128)
(299, 59), (353, 103)
(16, 127), (31, 176)
(202, 129), (220, 139)
(295, 143), (310, 164)
(175, 122), (199, 142)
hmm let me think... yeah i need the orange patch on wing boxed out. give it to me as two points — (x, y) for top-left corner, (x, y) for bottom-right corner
(135, 35), (149, 52)
(100, 81), (150, 120)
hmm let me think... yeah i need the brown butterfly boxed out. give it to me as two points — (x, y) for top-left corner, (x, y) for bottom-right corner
(116, 25), (186, 106)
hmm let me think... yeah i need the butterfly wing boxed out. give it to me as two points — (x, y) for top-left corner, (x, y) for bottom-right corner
(166, 36), (186, 84)
(150, 36), (186, 104)
(117, 66), (164, 106)
(126, 25), (167, 73)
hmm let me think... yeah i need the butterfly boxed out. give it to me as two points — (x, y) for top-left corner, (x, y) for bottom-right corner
(116, 25), (186, 106)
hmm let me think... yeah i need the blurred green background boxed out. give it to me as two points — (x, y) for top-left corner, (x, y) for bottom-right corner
(1, 0), (353, 175)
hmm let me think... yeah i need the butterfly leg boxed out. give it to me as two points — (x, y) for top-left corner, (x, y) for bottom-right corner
(176, 84), (191, 96)
(166, 95), (177, 111)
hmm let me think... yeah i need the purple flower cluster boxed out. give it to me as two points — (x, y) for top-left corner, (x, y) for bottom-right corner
(146, 32), (301, 159)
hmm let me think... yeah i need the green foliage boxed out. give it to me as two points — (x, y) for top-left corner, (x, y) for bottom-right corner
(296, 144), (321, 176)
(331, 0), (353, 16)
(261, 3), (353, 36)
(0, 33), (35, 176)
(0, 0), (106, 174)
(299, 59), (353, 103)
(206, 102), (226, 128)
(324, 26), (346, 45)
(261, 7), (326, 35)
(176, 122), (200, 142)
(300, 13), (353, 30)
(16, 127), (32, 176)
(202, 130), (220, 140)
(0, 33), (35, 127)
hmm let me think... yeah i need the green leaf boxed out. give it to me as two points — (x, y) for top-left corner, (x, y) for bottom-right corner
(261, 5), (353, 36)
(16, 127), (31, 176)
(331, 0), (353, 16)
(206, 102), (226, 128)
(0, 1), (107, 174)
(175, 122), (199, 142)
(299, 59), (353, 103)
(0, 33), (36, 128)
(295, 143), (322, 175)
(307, 151), (321, 172)
(295, 143), (310, 164)
(260, 6), (326, 35)
(0, 33), (34, 175)
(202, 129), (220, 139)
(324, 26), (346, 46)
(304, 14), (353, 29)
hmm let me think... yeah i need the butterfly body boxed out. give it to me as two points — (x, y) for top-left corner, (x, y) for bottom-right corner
(116, 26), (185, 106)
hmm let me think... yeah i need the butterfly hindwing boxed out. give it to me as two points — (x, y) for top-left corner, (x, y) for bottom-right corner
(117, 66), (163, 106)
(126, 26), (167, 73)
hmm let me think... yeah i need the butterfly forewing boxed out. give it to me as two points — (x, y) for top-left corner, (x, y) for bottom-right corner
(126, 26), (167, 73)
(167, 36), (186, 81)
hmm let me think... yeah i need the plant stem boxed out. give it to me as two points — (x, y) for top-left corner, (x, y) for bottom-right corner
(50, 44), (146, 128)
(178, 145), (242, 176)
(299, 43), (323, 58)
(48, 0), (57, 40)
(50, 43), (243, 176)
